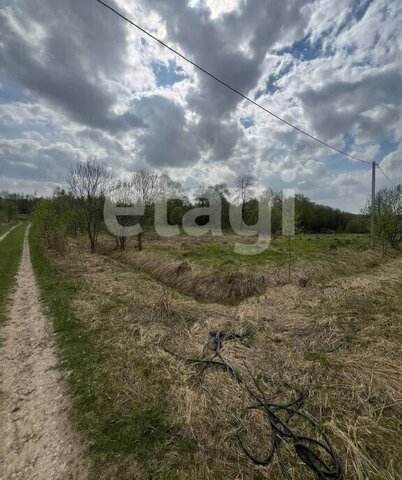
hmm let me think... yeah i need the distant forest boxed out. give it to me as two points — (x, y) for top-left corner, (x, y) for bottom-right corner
(0, 181), (369, 235)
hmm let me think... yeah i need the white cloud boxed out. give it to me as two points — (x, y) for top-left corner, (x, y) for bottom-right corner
(0, 0), (400, 212)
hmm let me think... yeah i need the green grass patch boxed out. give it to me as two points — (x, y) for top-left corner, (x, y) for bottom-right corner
(142, 233), (370, 272)
(0, 221), (18, 237)
(0, 222), (26, 325)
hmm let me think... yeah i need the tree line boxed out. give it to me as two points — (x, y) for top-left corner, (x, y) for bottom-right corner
(0, 191), (38, 223)
(3, 158), (401, 256)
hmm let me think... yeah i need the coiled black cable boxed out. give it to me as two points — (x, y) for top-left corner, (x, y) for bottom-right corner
(161, 330), (343, 479)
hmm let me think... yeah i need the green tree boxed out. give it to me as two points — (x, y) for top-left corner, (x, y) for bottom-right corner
(33, 198), (68, 254)
(206, 183), (231, 230)
(364, 185), (402, 256)
(345, 217), (369, 234)
(169, 206), (184, 226)
(3, 200), (18, 223)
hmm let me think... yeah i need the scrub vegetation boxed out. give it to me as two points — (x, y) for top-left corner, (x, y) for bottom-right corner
(24, 160), (402, 479)
(29, 221), (402, 480)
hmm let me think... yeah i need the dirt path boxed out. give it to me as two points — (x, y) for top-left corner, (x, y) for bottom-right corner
(0, 225), (88, 480)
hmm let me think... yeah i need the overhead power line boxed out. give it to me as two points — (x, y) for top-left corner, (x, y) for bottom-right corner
(376, 164), (398, 188)
(95, 0), (372, 166)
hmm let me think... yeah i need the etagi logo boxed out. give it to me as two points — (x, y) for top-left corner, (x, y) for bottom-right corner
(104, 187), (295, 256)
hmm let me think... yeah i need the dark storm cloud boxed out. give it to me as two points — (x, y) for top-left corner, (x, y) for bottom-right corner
(0, 139), (76, 182)
(195, 117), (242, 162)
(0, 0), (144, 132)
(299, 67), (402, 141)
(132, 95), (199, 167)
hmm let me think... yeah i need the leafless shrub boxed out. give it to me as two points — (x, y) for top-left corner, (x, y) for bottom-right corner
(234, 174), (255, 228)
(67, 157), (112, 253)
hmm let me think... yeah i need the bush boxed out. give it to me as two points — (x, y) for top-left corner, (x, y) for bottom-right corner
(320, 227), (335, 234)
(169, 206), (184, 226)
(33, 200), (67, 254)
(32, 196), (83, 255)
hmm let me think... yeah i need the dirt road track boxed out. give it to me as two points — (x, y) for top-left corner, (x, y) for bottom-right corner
(0, 222), (21, 243)
(0, 225), (88, 480)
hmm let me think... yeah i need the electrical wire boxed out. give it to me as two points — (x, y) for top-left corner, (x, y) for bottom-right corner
(161, 331), (343, 479)
(95, 0), (370, 166)
(95, 0), (400, 190)
(376, 164), (398, 189)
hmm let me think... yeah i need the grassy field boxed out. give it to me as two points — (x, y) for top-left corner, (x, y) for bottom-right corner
(91, 232), (384, 304)
(0, 221), (18, 237)
(28, 228), (402, 479)
(136, 232), (370, 268)
(0, 222), (26, 326)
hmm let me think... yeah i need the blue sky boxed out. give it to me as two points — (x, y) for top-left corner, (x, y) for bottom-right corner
(151, 61), (188, 87)
(0, 0), (401, 212)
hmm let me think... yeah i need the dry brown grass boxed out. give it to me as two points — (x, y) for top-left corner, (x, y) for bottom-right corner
(42, 234), (402, 479)
(118, 250), (286, 303)
(92, 233), (388, 306)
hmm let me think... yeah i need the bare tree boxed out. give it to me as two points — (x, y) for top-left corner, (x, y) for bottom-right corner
(159, 173), (189, 204)
(109, 179), (135, 251)
(234, 174), (255, 227)
(107, 171), (185, 251)
(131, 170), (160, 250)
(67, 158), (111, 253)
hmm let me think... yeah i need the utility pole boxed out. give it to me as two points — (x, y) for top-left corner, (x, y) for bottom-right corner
(370, 161), (376, 248)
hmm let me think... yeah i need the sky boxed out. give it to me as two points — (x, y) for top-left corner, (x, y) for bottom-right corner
(0, 0), (401, 212)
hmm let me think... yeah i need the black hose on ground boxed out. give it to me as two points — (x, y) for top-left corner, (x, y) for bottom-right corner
(161, 330), (343, 480)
